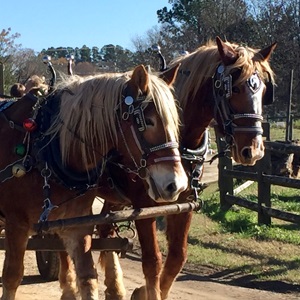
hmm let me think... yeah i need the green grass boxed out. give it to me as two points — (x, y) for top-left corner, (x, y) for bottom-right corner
(269, 127), (300, 141)
(200, 182), (300, 243)
(155, 169), (300, 287)
(294, 119), (300, 129)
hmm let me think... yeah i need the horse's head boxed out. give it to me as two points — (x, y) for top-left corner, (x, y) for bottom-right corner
(47, 66), (187, 203)
(213, 36), (276, 166)
(116, 65), (188, 203)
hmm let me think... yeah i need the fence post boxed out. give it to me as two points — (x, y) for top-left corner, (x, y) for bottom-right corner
(256, 149), (272, 225)
(285, 69), (293, 141)
(262, 122), (270, 141)
(290, 115), (293, 141)
(215, 129), (233, 210)
(0, 64), (4, 95)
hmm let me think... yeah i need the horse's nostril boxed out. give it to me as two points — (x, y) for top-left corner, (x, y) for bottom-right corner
(241, 147), (252, 159)
(166, 182), (177, 194)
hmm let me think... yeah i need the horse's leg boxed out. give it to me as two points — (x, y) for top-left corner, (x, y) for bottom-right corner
(159, 212), (192, 300)
(61, 229), (98, 300)
(1, 222), (29, 300)
(97, 223), (126, 300)
(131, 218), (162, 300)
(99, 251), (126, 300)
(58, 251), (78, 300)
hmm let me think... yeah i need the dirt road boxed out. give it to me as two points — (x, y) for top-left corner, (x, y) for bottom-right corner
(0, 250), (299, 300)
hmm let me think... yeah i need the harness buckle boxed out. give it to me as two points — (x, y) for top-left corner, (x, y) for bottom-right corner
(9, 120), (15, 129)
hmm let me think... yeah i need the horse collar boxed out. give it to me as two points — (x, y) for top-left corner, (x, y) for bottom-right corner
(0, 94), (102, 192)
(32, 95), (103, 191)
(0, 99), (17, 112)
(0, 99), (27, 132)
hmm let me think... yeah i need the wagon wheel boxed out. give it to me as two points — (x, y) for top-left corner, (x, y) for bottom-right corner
(36, 250), (60, 281)
(35, 234), (60, 281)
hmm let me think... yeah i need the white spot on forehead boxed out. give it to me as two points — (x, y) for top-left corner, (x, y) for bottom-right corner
(244, 73), (264, 115)
(251, 83), (264, 114)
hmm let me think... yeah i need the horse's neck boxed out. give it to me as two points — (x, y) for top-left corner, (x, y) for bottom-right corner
(66, 131), (120, 175)
(182, 125), (210, 149)
(67, 144), (105, 173)
(181, 84), (214, 149)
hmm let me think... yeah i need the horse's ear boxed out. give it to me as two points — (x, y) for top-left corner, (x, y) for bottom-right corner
(216, 36), (238, 65)
(257, 42), (277, 61)
(131, 64), (149, 93)
(160, 63), (181, 86)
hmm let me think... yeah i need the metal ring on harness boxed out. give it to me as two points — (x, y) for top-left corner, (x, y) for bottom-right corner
(215, 80), (221, 89)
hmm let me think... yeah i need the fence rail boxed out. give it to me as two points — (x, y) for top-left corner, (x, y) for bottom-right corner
(217, 124), (300, 225)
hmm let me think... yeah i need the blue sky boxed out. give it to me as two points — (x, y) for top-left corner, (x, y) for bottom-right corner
(2, 0), (171, 53)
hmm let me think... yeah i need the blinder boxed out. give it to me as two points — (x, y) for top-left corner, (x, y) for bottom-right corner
(262, 72), (274, 105)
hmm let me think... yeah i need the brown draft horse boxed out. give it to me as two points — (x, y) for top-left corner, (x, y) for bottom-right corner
(0, 65), (187, 300)
(86, 36), (276, 300)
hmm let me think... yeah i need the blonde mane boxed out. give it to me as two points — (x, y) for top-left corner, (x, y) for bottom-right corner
(169, 40), (275, 110)
(47, 71), (179, 167)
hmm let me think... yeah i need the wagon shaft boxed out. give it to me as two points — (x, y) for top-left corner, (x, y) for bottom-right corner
(34, 202), (200, 233)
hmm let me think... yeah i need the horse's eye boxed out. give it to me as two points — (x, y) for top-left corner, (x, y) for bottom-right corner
(232, 86), (240, 94)
(145, 118), (154, 126)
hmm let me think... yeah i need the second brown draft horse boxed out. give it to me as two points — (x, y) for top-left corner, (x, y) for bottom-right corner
(88, 36), (276, 300)
(153, 36), (276, 300)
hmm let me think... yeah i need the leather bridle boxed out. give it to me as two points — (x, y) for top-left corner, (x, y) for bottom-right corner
(212, 64), (264, 145)
(114, 93), (181, 179)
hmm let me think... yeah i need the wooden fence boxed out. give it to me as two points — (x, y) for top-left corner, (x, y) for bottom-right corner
(266, 115), (300, 141)
(216, 122), (300, 225)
